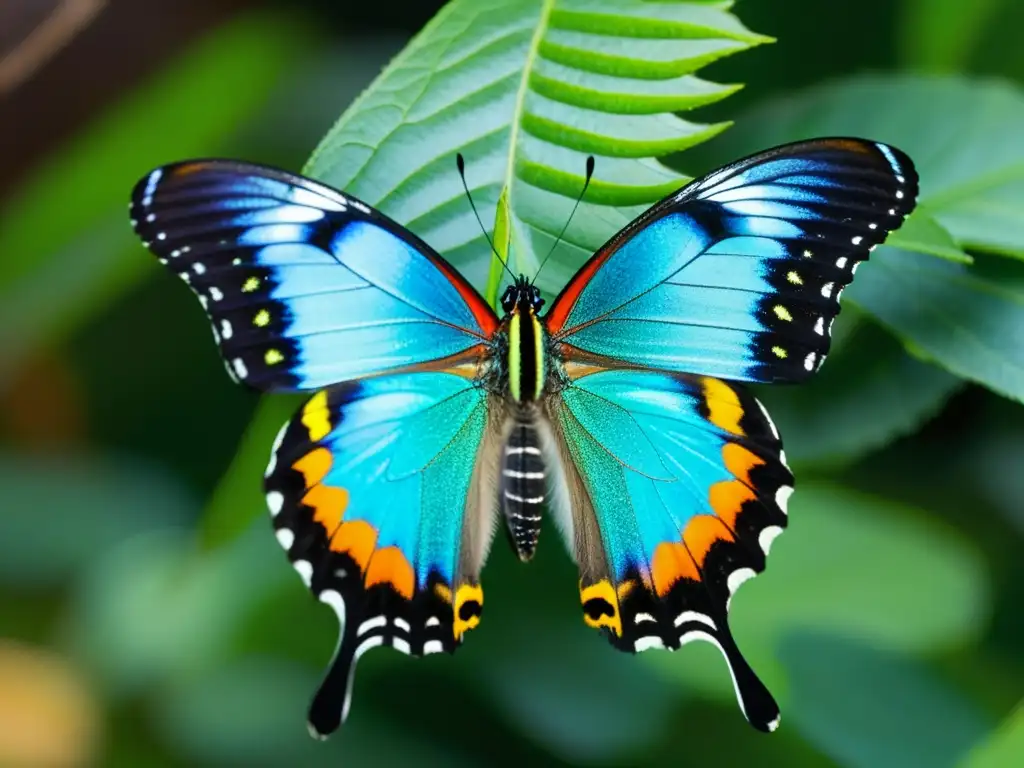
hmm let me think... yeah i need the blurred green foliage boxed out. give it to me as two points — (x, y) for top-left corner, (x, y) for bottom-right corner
(1, 1), (1022, 766)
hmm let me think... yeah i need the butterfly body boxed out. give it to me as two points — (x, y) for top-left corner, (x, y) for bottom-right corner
(130, 138), (919, 738)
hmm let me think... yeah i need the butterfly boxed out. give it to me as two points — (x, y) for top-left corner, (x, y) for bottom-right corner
(129, 138), (918, 738)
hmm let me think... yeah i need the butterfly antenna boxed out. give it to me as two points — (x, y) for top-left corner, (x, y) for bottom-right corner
(533, 155), (595, 286)
(457, 154), (516, 281)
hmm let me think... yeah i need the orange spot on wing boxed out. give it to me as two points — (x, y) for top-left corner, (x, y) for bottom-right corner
(709, 480), (755, 530)
(303, 484), (350, 533)
(683, 515), (734, 569)
(364, 546), (415, 599)
(722, 442), (764, 484)
(702, 378), (745, 436)
(434, 583), (453, 603)
(292, 447), (333, 487)
(651, 541), (700, 597)
(330, 520), (377, 571)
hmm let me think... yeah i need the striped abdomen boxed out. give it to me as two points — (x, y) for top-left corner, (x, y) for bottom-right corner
(501, 414), (545, 561)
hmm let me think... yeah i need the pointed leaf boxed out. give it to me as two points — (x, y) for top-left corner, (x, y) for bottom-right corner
(304, 0), (768, 296)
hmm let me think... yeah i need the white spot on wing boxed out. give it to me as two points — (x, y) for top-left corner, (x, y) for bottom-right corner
(424, 639), (444, 654)
(394, 618), (411, 633)
(727, 568), (756, 596)
(232, 357), (248, 380)
(759, 525), (784, 555)
(220, 319), (233, 340)
(209, 286), (224, 301)
(836, 257), (848, 269)
(293, 559), (313, 586)
(275, 527), (294, 550)
(821, 282), (834, 299)
(804, 352), (817, 371)
(674, 610), (716, 630)
(814, 316), (825, 336)
(358, 616), (387, 636)
(319, 589), (345, 625)
(775, 486), (794, 515)
(391, 638), (411, 655)
(266, 490), (284, 516)
(635, 636), (666, 652)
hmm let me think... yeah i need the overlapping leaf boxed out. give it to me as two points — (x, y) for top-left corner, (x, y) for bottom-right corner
(304, 0), (769, 303)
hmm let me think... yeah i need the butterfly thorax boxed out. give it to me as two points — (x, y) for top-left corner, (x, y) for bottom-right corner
(500, 276), (548, 404)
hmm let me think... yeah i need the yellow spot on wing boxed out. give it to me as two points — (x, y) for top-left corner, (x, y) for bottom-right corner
(772, 346), (787, 359)
(701, 377), (745, 436)
(453, 583), (484, 640)
(302, 391), (331, 441)
(254, 308), (271, 327)
(242, 276), (260, 293)
(580, 580), (622, 637)
(786, 270), (803, 285)
(265, 348), (285, 366)
(773, 305), (793, 322)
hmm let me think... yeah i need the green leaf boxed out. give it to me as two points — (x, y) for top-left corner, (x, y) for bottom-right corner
(959, 702), (1024, 768)
(899, 0), (1005, 72)
(0, 452), (194, 587)
(846, 248), (1024, 403)
(201, 395), (304, 549)
(781, 633), (991, 768)
(711, 75), (1024, 260)
(304, 0), (769, 296)
(0, 12), (312, 389)
(645, 483), (988, 705)
(887, 207), (972, 264)
(67, 525), (286, 696)
(757, 310), (963, 467)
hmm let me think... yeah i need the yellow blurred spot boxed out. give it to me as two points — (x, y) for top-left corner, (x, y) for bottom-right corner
(241, 276), (260, 292)
(0, 640), (98, 767)
(786, 270), (803, 285)
(264, 348), (284, 366)
(253, 309), (271, 327)
(772, 346), (787, 359)
(773, 305), (793, 322)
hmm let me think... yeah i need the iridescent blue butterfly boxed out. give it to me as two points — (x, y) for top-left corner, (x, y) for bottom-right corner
(129, 139), (918, 738)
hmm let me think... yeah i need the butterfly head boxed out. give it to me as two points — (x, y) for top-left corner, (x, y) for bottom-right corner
(501, 275), (545, 317)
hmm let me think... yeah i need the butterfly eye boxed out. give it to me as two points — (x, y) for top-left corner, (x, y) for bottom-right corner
(500, 286), (517, 314)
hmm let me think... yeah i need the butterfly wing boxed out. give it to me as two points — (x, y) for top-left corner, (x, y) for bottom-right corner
(545, 138), (918, 383)
(130, 160), (498, 392)
(543, 370), (791, 731)
(266, 372), (504, 737)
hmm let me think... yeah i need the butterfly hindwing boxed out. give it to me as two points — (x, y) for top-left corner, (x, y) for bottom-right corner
(265, 373), (504, 737)
(545, 138), (918, 383)
(545, 369), (791, 731)
(130, 160), (498, 392)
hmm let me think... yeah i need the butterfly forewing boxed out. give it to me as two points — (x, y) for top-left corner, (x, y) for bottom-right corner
(130, 159), (497, 392)
(545, 138), (919, 383)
